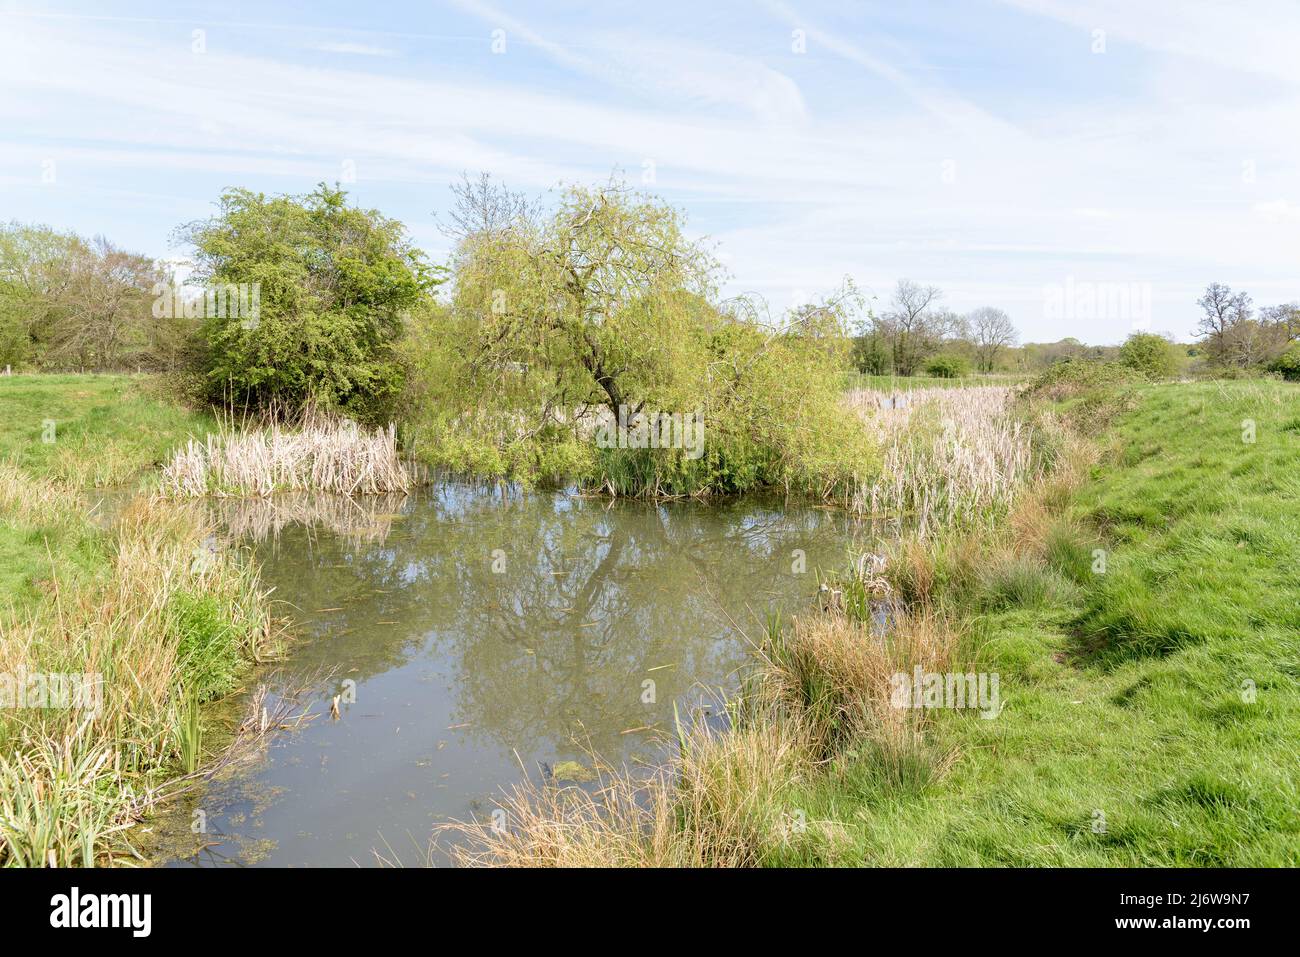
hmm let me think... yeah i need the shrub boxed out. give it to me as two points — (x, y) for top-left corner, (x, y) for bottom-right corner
(1118, 332), (1179, 380)
(924, 353), (971, 378)
(1267, 343), (1300, 381)
(182, 185), (441, 423)
(1021, 360), (1138, 431)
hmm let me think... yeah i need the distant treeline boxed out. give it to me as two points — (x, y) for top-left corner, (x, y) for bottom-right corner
(848, 279), (1299, 380)
(4, 182), (1298, 399)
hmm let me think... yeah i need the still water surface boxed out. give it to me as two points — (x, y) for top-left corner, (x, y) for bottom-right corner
(156, 483), (865, 866)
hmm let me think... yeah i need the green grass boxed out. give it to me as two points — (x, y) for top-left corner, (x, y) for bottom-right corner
(0, 374), (213, 612)
(0, 503), (106, 612)
(0, 373), (214, 487)
(772, 380), (1300, 866)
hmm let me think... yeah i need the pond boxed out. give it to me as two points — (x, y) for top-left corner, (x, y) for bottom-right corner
(151, 483), (869, 866)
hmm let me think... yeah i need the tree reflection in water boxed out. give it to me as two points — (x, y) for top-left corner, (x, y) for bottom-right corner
(163, 484), (863, 866)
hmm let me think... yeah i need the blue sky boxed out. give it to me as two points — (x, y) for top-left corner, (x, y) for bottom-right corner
(2, 0), (1297, 343)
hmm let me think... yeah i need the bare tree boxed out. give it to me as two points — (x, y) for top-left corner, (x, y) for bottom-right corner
(43, 236), (162, 370)
(968, 306), (1018, 372)
(1260, 302), (1300, 343)
(1195, 282), (1252, 366)
(439, 172), (538, 243)
(873, 279), (944, 375)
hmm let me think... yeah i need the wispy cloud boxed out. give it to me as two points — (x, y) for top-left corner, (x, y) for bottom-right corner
(448, 0), (807, 123)
(1, 1), (1297, 341)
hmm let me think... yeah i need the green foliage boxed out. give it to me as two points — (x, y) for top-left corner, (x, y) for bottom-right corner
(1267, 342), (1300, 381)
(184, 184), (440, 422)
(170, 592), (244, 703)
(177, 686), (203, 775)
(850, 331), (890, 374)
(923, 353), (971, 378)
(405, 183), (876, 498)
(1118, 332), (1179, 380)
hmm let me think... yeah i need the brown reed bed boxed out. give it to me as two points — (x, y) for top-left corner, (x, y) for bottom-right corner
(845, 386), (1041, 534)
(161, 412), (411, 497)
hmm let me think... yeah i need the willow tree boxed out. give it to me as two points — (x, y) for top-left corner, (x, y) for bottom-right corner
(407, 176), (875, 496)
(453, 177), (718, 415)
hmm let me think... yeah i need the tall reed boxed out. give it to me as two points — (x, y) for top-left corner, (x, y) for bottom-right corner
(846, 386), (1039, 534)
(161, 412), (411, 497)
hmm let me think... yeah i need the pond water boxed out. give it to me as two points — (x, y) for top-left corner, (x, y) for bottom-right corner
(152, 483), (868, 866)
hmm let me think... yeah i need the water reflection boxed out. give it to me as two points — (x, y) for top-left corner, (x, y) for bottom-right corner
(156, 484), (863, 866)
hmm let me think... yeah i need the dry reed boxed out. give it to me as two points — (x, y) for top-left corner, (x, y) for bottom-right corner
(846, 386), (1039, 535)
(161, 413), (411, 497)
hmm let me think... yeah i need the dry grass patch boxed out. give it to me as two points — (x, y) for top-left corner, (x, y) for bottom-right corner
(441, 717), (810, 868)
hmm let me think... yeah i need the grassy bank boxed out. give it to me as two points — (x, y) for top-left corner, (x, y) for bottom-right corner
(0, 374), (213, 613)
(0, 374), (279, 866)
(449, 376), (1300, 866)
(790, 379), (1300, 865)
(0, 374), (215, 487)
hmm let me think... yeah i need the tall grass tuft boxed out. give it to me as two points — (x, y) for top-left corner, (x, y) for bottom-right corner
(441, 717), (811, 868)
(0, 466), (279, 865)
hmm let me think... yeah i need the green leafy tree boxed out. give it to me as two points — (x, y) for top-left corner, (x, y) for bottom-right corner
(851, 328), (890, 374)
(1118, 331), (1179, 379)
(406, 178), (874, 495)
(1268, 342), (1300, 381)
(182, 184), (439, 421)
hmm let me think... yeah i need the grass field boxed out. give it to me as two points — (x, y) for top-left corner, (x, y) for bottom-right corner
(0, 374), (214, 487)
(0, 374), (214, 613)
